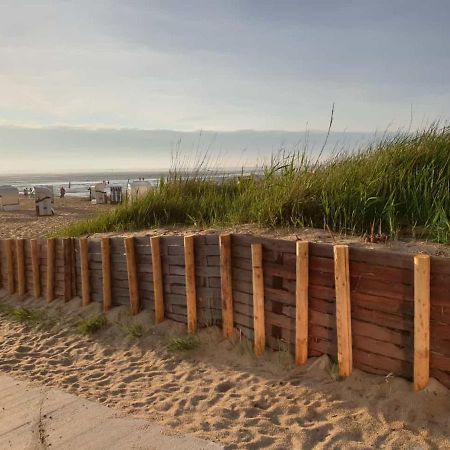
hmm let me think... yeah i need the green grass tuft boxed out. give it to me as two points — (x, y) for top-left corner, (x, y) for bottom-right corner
(61, 125), (450, 244)
(122, 324), (144, 339)
(167, 335), (199, 352)
(78, 315), (108, 335)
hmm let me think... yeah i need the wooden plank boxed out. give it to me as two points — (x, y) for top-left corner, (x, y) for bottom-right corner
(414, 254), (430, 391)
(16, 239), (26, 297)
(30, 239), (41, 299)
(295, 241), (309, 365)
(4, 239), (14, 295)
(46, 238), (56, 302)
(334, 245), (352, 377)
(151, 236), (164, 323)
(252, 243), (265, 356)
(101, 237), (112, 312)
(184, 235), (197, 334)
(124, 237), (139, 315)
(63, 238), (73, 302)
(220, 233), (234, 337)
(79, 238), (90, 306)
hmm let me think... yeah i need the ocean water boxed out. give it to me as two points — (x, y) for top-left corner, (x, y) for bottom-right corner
(0, 169), (246, 198)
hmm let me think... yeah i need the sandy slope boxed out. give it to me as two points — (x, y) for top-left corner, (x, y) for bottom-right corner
(0, 292), (448, 449)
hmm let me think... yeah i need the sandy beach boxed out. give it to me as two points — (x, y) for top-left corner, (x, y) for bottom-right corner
(0, 292), (448, 449)
(0, 197), (115, 239)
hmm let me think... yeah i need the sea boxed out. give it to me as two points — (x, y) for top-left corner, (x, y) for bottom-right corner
(0, 169), (248, 198)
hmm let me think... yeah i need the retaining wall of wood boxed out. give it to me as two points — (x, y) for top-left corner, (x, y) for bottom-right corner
(0, 233), (448, 390)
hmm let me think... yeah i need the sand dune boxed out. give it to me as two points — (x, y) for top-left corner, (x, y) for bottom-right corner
(0, 292), (448, 449)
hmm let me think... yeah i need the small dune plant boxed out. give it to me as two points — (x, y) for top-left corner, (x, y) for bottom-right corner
(77, 315), (108, 335)
(167, 335), (199, 352)
(122, 323), (144, 339)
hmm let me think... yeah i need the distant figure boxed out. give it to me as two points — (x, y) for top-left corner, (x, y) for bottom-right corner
(69, 181), (71, 189)
(60, 186), (66, 198)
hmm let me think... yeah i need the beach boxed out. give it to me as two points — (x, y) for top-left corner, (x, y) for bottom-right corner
(0, 196), (115, 239)
(0, 293), (448, 449)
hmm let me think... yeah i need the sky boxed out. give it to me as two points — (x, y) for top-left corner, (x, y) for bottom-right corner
(0, 1), (449, 172)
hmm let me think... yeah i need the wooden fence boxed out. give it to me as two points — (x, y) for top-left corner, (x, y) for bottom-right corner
(0, 233), (449, 391)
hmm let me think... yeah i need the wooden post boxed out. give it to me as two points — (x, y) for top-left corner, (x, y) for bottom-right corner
(30, 239), (41, 299)
(334, 245), (352, 377)
(124, 237), (139, 315)
(79, 238), (90, 306)
(251, 243), (265, 356)
(5, 239), (14, 295)
(63, 238), (73, 302)
(219, 233), (234, 337)
(184, 235), (197, 334)
(101, 237), (112, 312)
(414, 254), (430, 391)
(46, 238), (56, 302)
(150, 236), (164, 324)
(295, 241), (309, 365)
(16, 239), (26, 297)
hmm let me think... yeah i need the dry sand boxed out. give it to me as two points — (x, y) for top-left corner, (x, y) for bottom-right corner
(0, 292), (448, 449)
(0, 197), (115, 239)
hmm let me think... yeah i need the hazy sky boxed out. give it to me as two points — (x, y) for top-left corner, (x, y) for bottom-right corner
(0, 1), (449, 172)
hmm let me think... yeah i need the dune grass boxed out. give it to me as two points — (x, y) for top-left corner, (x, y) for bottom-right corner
(62, 126), (450, 243)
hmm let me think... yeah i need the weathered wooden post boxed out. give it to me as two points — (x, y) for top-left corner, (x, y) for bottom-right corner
(251, 243), (265, 356)
(333, 245), (352, 377)
(295, 241), (309, 365)
(414, 254), (430, 391)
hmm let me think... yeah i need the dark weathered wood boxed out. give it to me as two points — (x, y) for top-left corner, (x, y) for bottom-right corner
(30, 239), (41, 299)
(79, 238), (90, 306)
(101, 237), (112, 312)
(184, 235), (197, 334)
(63, 238), (73, 302)
(4, 239), (14, 295)
(124, 237), (139, 315)
(219, 233), (233, 337)
(46, 238), (56, 302)
(16, 239), (26, 296)
(151, 236), (164, 323)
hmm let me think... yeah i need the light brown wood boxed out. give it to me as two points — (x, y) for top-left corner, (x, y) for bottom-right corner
(184, 235), (197, 334)
(124, 237), (139, 315)
(150, 236), (164, 324)
(46, 238), (56, 302)
(79, 238), (90, 306)
(4, 239), (14, 295)
(101, 237), (112, 312)
(63, 238), (73, 302)
(334, 245), (352, 377)
(251, 243), (265, 356)
(295, 241), (309, 365)
(414, 254), (430, 391)
(16, 239), (26, 297)
(30, 239), (41, 299)
(219, 233), (234, 337)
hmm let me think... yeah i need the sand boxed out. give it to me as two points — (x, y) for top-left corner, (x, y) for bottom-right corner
(0, 292), (448, 449)
(0, 196), (115, 239)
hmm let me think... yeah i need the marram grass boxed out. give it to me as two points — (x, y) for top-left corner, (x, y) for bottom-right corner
(62, 126), (450, 243)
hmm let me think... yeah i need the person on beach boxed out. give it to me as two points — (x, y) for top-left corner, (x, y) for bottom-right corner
(60, 186), (66, 198)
